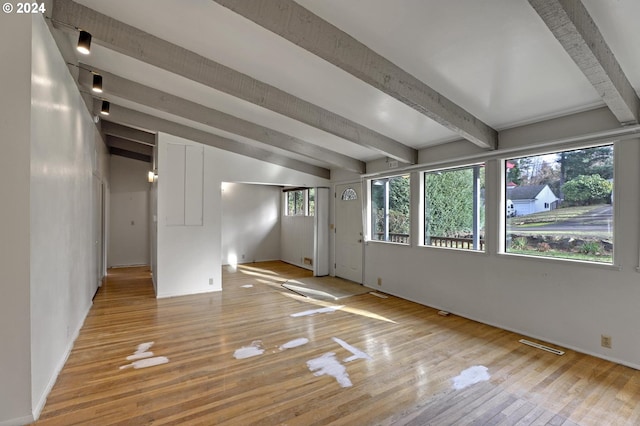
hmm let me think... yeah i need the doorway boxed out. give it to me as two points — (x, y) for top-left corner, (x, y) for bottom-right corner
(93, 176), (105, 297)
(334, 182), (363, 283)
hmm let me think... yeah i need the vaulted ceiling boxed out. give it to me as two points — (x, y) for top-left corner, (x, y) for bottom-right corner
(46, 0), (640, 178)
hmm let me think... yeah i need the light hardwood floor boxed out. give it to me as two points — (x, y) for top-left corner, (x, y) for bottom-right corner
(33, 261), (640, 425)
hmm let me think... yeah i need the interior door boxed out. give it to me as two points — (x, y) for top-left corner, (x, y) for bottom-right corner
(335, 182), (363, 283)
(93, 176), (103, 296)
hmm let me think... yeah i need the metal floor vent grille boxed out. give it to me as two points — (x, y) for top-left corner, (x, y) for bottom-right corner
(519, 339), (565, 355)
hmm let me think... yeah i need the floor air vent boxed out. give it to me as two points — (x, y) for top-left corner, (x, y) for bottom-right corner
(519, 339), (565, 355)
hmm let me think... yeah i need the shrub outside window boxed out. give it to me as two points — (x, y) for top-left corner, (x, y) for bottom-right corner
(505, 144), (613, 263)
(371, 174), (410, 244)
(424, 165), (485, 251)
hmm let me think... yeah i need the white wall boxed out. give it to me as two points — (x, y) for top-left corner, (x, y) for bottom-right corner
(150, 140), (158, 291)
(0, 15), (109, 425)
(108, 155), (150, 267)
(281, 214), (315, 270)
(314, 187), (330, 276)
(221, 183), (281, 265)
(156, 133), (329, 298)
(0, 12), (33, 426)
(29, 15), (110, 421)
(362, 107), (640, 369)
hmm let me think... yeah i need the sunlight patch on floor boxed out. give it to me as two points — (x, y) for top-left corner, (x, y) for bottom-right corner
(236, 268), (287, 282)
(237, 264), (280, 276)
(277, 289), (398, 323)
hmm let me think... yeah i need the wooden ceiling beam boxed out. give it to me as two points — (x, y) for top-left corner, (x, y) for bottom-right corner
(101, 121), (156, 146)
(106, 135), (154, 157)
(529, 0), (639, 124)
(80, 66), (365, 173)
(52, 0), (416, 164)
(214, 0), (498, 150)
(95, 101), (331, 179)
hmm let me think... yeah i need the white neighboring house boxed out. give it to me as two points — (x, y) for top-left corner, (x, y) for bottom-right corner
(507, 185), (559, 217)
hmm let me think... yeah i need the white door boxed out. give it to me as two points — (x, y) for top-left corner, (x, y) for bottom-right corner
(93, 176), (103, 296)
(335, 182), (363, 283)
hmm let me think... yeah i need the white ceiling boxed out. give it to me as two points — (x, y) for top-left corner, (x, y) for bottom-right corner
(296, 0), (605, 129)
(55, 0), (639, 173)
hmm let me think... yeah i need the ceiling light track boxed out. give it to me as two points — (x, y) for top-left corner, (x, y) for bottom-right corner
(44, 16), (93, 55)
(92, 73), (103, 93)
(76, 29), (91, 54)
(100, 100), (110, 116)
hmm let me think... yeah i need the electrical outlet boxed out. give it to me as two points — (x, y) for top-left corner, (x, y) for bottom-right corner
(377, 277), (382, 286)
(209, 278), (214, 286)
(601, 334), (612, 349)
(242, 254), (245, 259)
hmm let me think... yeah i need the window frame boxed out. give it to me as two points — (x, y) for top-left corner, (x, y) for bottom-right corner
(422, 163), (486, 252)
(307, 187), (315, 217)
(368, 174), (411, 245)
(501, 143), (615, 265)
(284, 187), (315, 217)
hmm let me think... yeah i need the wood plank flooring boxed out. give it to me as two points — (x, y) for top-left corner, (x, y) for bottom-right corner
(32, 261), (640, 425)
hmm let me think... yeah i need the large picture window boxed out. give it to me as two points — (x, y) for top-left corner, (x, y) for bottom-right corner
(371, 174), (411, 244)
(505, 144), (614, 263)
(424, 165), (485, 251)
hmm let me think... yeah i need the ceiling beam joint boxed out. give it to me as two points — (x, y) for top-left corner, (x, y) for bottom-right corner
(213, 0), (497, 150)
(52, 0), (416, 164)
(528, 0), (640, 125)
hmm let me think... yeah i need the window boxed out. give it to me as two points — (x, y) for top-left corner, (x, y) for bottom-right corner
(424, 165), (485, 251)
(285, 188), (314, 216)
(308, 188), (315, 216)
(341, 187), (357, 201)
(371, 174), (410, 244)
(286, 190), (305, 216)
(505, 144), (613, 263)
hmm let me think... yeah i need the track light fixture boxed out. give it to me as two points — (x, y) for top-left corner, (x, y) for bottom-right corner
(92, 74), (103, 93)
(77, 30), (92, 55)
(100, 100), (110, 116)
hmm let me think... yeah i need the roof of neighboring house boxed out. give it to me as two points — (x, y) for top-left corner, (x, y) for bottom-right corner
(507, 184), (556, 201)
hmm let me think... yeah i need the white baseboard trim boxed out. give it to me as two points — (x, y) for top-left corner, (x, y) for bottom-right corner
(0, 414), (34, 426)
(157, 287), (219, 299)
(279, 259), (313, 271)
(31, 300), (93, 421)
(369, 288), (640, 371)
